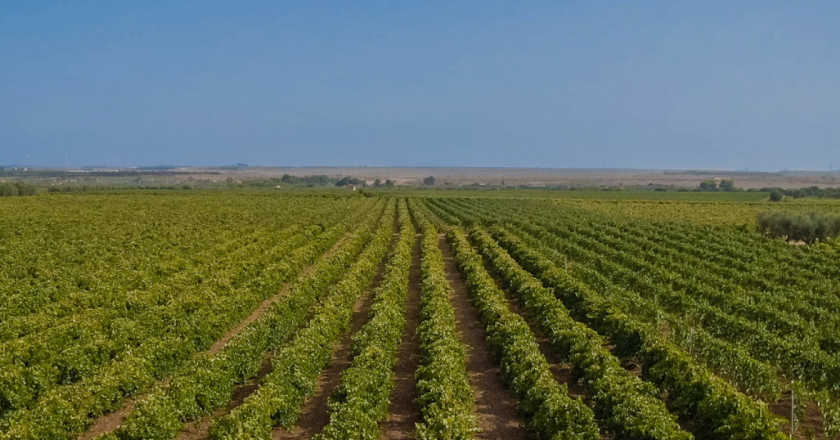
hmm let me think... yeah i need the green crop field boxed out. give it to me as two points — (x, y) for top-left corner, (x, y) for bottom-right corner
(1, 189), (839, 440)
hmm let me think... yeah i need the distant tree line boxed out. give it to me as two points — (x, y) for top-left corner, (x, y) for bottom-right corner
(754, 186), (840, 199)
(333, 176), (399, 188)
(218, 163), (250, 170)
(335, 177), (364, 187)
(698, 179), (737, 191)
(372, 179), (394, 188)
(231, 175), (337, 187)
(697, 181), (840, 200)
(0, 181), (37, 197)
(757, 211), (840, 244)
(279, 174), (334, 186)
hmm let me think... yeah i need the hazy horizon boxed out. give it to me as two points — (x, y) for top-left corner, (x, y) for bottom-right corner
(4, 164), (837, 175)
(2, 1), (839, 171)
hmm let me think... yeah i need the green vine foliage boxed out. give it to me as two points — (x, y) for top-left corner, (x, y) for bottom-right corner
(110, 203), (388, 440)
(413, 216), (479, 440)
(207, 200), (396, 439)
(0, 196), (381, 440)
(315, 199), (415, 439)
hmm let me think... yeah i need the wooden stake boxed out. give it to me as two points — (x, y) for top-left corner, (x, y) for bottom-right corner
(791, 385), (795, 439)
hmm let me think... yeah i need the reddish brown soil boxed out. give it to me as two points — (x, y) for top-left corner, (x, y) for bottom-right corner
(771, 390), (825, 439)
(501, 285), (587, 399)
(439, 235), (527, 440)
(182, 234), (386, 440)
(486, 260), (616, 439)
(378, 234), (423, 440)
(207, 233), (350, 357)
(271, 291), (377, 439)
(179, 357), (274, 439)
(302, 233), (352, 277)
(273, 240), (391, 439)
(209, 282), (291, 355)
(78, 400), (136, 440)
(487, 269), (581, 393)
(79, 233), (350, 440)
(603, 345), (645, 379)
(80, 280), (292, 440)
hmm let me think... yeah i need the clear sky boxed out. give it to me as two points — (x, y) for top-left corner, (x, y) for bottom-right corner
(1, 1), (838, 170)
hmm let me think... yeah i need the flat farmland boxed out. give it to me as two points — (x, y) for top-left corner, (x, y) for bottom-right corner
(10, 166), (840, 190)
(1, 190), (839, 439)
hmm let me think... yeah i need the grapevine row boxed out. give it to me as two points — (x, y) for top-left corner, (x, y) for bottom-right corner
(0, 201), (383, 440)
(452, 227), (680, 440)
(436, 199), (816, 396)
(101, 201), (388, 440)
(207, 200), (396, 439)
(485, 225), (785, 440)
(412, 210), (479, 439)
(315, 199), (416, 439)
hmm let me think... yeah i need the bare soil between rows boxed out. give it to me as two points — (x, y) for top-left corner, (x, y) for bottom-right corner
(439, 235), (527, 440)
(80, 233), (351, 440)
(771, 390), (825, 439)
(79, 280), (293, 440)
(273, 230), (396, 439)
(378, 234), (423, 440)
(178, 357), (274, 440)
(271, 291), (378, 439)
(487, 269), (587, 398)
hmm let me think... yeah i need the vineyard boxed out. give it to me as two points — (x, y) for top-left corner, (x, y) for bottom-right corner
(1, 190), (839, 439)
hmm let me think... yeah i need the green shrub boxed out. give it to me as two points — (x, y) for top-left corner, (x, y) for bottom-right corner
(757, 212), (840, 243)
(16, 182), (37, 195)
(0, 182), (19, 197)
(0, 181), (37, 196)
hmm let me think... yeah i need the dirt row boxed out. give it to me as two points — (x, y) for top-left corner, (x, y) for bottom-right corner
(438, 236), (527, 439)
(271, 270), (382, 439)
(87, 228), (606, 440)
(466, 231), (828, 439)
(287, 225), (821, 440)
(378, 235), (423, 440)
(270, 231), (422, 439)
(265, 233), (533, 439)
(274, 233), (529, 439)
(81, 234), (351, 440)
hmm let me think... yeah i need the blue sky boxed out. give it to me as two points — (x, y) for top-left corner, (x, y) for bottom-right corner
(1, 1), (838, 170)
